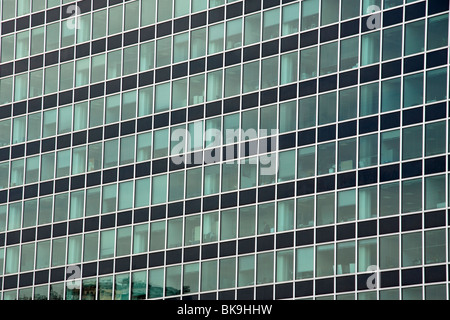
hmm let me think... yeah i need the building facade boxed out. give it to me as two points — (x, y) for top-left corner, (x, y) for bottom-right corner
(0, 0), (449, 300)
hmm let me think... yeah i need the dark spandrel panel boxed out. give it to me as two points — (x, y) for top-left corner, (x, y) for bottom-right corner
(22, 228), (36, 243)
(117, 211), (132, 227)
(154, 112), (169, 128)
(260, 88), (278, 105)
(341, 19), (359, 37)
(227, 1), (243, 19)
(359, 116), (378, 135)
(191, 12), (207, 28)
(57, 134), (71, 149)
(91, 38), (106, 54)
(426, 265), (446, 283)
(379, 164), (399, 182)
(258, 185), (275, 202)
(356, 273), (372, 291)
(275, 283), (293, 299)
(6, 231), (20, 246)
(0, 233), (4, 246)
(426, 102), (446, 122)
(209, 7), (225, 23)
(380, 270), (399, 288)
(300, 29), (318, 48)
(3, 275), (18, 290)
(277, 182), (295, 199)
(157, 21), (172, 37)
(203, 195), (220, 211)
(88, 127), (103, 143)
(245, 0), (261, 13)
(31, 11), (45, 27)
(104, 124), (119, 139)
(16, 16), (30, 31)
(299, 79), (317, 97)
(402, 213), (422, 232)
(279, 133), (296, 150)
(336, 276), (355, 293)
(220, 241), (236, 257)
(13, 102), (26, 116)
(55, 178), (69, 193)
(150, 205), (166, 220)
(317, 175), (335, 193)
(87, 172), (101, 187)
(239, 189), (256, 206)
(379, 216), (399, 235)
(238, 238), (255, 255)
(15, 58), (28, 74)
(318, 124), (336, 142)
(338, 121), (357, 139)
(257, 235), (274, 251)
(1, 20), (14, 34)
(140, 25), (155, 42)
(404, 54), (424, 74)
(427, 49), (448, 68)
(34, 270), (49, 285)
(360, 65), (379, 83)
(107, 34), (122, 50)
(383, 7), (403, 27)
(281, 35), (298, 53)
(122, 75), (137, 91)
(93, 0), (107, 10)
(50, 267), (65, 283)
(319, 75), (337, 93)
(316, 226), (334, 243)
(256, 285), (273, 300)
(59, 90), (73, 106)
(166, 249), (182, 265)
(70, 175), (85, 190)
(264, 0), (280, 9)
(90, 82), (105, 99)
(185, 199), (201, 214)
(19, 273), (33, 288)
(149, 252), (165, 268)
(174, 16), (189, 33)
(155, 67), (171, 83)
(297, 178), (315, 196)
(320, 24), (338, 43)
(46, 7), (60, 23)
(0, 62), (13, 77)
(27, 141), (41, 156)
(218, 290), (235, 300)
(339, 70), (358, 88)
(382, 59), (401, 78)
(315, 278), (334, 295)
(139, 70), (154, 86)
(59, 43), (74, 63)
(225, 48), (242, 65)
(224, 97), (240, 113)
(69, 220), (83, 235)
(243, 44), (260, 62)
(426, 156), (446, 175)
(101, 214), (116, 229)
(85, 217), (100, 232)
(134, 208), (149, 224)
(380, 112), (400, 130)
(296, 229), (314, 246)
(295, 281), (313, 298)
(184, 246), (200, 262)
(190, 58), (206, 75)
(82, 262), (97, 277)
(276, 232), (294, 249)
(207, 53), (223, 70)
(405, 1), (426, 21)
(401, 268), (422, 286)
(337, 172), (356, 189)
(168, 202), (183, 218)
(201, 244), (218, 260)
(39, 181), (54, 196)
(9, 187), (22, 202)
(279, 84), (297, 101)
(99, 260), (114, 275)
(221, 192), (237, 209)
(358, 220), (377, 237)
(11, 144), (25, 159)
(425, 210), (446, 229)
(120, 120), (135, 136)
(0, 105), (11, 119)
(75, 43), (89, 59)
(402, 160), (422, 179)
(337, 223), (355, 241)
(428, 0), (450, 14)
(137, 115), (152, 132)
(131, 255), (147, 270)
(200, 292), (217, 300)
(237, 288), (254, 300)
(115, 257), (130, 272)
(0, 148), (9, 162)
(135, 161), (151, 178)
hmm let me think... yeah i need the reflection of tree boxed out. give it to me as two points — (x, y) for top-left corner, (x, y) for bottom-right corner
(148, 284), (164, 299)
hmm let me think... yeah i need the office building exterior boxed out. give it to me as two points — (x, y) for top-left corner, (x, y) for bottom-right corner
(0, 0), (449, 300)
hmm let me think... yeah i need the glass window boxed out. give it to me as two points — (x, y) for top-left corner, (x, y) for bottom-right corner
(360, 82), (379, 116)
(152, 174), (167, 205)
(278, 150), (295, 182)
(380, 235), (399, 270)
(238, 206), (255, 237)
(299, 96), (316, 129)
(261, 57), (279, 89)
(140, 41), (155, 71)
(280, 52), (298, 85)
(244, 13), (261, 45)
(402, 232), (422, 267)
(219, 258), (236, 289)
(425, 229), (445, 264)
(403, 73), (424, 108)
(317, 142), (335, 175)
(226, 18), (242, 49)
(238, 255), (254, 287)
(338, 189), (356, 223)
(282, 3), (299, 35)
(359, 134), (378, 168)
(426, 68), (447, 103)
(361, 31), (380, 66)
(339, 87), (357, 121)
(380, 130), (400, 164)
(358, 186), (377, 220)
(358, 238), (377, 272)
(183, 263), (199, 294)
(201, 260), (217, 291)
(320, 42), (338, 75)
(381, 77), (401, 112)
(428, 14), (448, 50)
(337, 241), (355, 275)
(85, 187), (100, 217)
(191, 28), (207, 59)
(301, 0), (319, 31)
(402, 178), (422, 213)
(379, 182), (399, 217)
(383, 26), (402, 61)
(300, 46), (318, 81)
(425, 175), (446, 210)
(221, 209), (237, 240)
(243, 61), (259, 93)
(318, 92), (336, 125)
(316, 244), (334, 277)
(404, 20), (425, 56)
(338, 138), (356, 172)
(340, 36), (359, 71)
(263, 8), (280, 41)
(277, 200), (294, 232)
(279, 101), (296, 133)
(276, 249), (293, 282)
(402, 125), (422, 160)
(316, 193), (335, 226)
